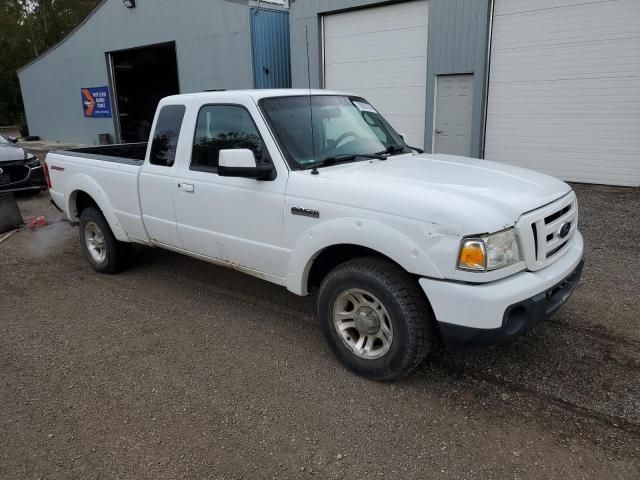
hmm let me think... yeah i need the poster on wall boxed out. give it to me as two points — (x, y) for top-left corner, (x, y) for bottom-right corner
(81, 86), (112, 118)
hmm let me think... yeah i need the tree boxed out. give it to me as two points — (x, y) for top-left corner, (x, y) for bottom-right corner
(0, 0), (97, 126)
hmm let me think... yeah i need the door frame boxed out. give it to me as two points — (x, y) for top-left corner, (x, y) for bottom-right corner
(105, 52), (122, 143)
(105, 41), (181, 144)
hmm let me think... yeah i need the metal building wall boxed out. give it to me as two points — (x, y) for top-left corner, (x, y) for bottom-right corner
(425, 0), (490, 158)
(251, 8), (292, 88)
(289, 0), (490, 158)
(18, 0), (258, 145)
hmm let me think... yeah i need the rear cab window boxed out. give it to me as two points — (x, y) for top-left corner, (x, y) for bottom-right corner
(149, 105), (186, 166)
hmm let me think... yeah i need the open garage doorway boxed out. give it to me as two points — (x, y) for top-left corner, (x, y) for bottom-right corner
(108, 42), (180, 143)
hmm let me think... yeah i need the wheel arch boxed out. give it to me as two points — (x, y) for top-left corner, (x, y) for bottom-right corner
(306, 244), (408, 293)
(70, 190), (99, 219)
(65, 176), (129, 242)
(286, 218), (444, 296)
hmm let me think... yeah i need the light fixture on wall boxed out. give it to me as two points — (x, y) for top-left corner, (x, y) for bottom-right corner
(122, 0), (136, 8)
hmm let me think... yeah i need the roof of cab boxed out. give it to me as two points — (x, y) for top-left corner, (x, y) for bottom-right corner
(161, 89), (354, 103)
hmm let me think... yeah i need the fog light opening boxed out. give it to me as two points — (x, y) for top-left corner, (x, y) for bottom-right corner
(504, 306), (528, 336)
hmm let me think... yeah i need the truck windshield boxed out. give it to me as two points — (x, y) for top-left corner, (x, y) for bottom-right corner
(259, 95), (408, 170)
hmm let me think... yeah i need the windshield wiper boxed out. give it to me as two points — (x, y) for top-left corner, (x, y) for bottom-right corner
(305, 153), (387, 170)
(377, 144), (424, 155)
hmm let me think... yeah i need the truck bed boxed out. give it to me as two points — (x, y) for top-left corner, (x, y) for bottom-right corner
(54, 142), (147, 165)
(46, 144), (149, 244)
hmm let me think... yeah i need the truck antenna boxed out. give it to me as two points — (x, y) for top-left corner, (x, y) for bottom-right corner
(305, 26), (319, 175)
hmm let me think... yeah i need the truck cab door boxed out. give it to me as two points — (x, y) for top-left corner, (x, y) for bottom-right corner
(139, 104), (187, 248)
(173, 101), (288, 281)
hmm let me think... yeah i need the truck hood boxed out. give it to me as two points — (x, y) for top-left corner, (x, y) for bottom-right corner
(290, 153), (571, 234)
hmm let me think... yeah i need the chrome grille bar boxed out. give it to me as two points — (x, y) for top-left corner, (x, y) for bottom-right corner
(516, 192), (578, 271)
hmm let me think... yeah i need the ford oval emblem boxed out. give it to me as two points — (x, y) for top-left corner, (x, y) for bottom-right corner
(558, 222), (571, 239)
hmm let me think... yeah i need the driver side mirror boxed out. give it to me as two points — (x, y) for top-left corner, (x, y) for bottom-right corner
(218, 149), (274, 181)
(7, 136), (18, 144)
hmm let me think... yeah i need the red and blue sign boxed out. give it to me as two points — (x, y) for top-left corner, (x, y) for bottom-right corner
(81, 86), (112, 118)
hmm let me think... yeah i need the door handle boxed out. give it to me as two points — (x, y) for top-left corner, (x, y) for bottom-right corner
(178, 183), (194, 193)
(435, 130), (443, 134)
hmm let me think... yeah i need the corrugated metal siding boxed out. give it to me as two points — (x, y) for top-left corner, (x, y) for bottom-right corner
(424, 0), (489, 157)
(251, 8), (292, 88)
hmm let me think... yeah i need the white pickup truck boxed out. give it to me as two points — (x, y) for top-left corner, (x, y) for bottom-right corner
(46, 90), (584, 380)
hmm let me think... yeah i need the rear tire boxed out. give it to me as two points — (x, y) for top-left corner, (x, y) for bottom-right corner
(79, 206), (132, 274)
(317, 257), (435, 381)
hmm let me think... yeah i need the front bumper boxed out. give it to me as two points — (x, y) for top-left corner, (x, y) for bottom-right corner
(419, 232), (584, 350)
(438, 259), (583, 350)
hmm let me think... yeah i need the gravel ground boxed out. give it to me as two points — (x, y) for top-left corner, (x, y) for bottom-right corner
(1, 184), (639, 479)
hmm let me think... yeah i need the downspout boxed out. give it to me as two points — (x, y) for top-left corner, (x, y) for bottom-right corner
(480, 0), (495, 159)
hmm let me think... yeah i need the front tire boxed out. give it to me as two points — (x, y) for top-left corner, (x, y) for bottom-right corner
(79, 206), (132, 274)
(317, 257), (434, 381)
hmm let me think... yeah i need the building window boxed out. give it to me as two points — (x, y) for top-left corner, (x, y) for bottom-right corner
(191, 105), (265, 171)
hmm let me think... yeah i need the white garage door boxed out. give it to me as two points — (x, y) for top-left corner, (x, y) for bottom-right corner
(485, 0), (640, 186)
(323, 0), (429, 147)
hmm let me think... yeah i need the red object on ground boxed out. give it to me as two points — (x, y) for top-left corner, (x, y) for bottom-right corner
(30, 216), (47, 228)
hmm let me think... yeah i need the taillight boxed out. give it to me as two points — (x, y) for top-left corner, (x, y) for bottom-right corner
(44, 161), (52, 189)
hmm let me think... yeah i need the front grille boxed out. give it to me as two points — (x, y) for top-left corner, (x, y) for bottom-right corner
(546, 243), (566, 259)
(517, 192), (578, 271)
(545, 204), (571, 224)
(0, 164), (29, 184)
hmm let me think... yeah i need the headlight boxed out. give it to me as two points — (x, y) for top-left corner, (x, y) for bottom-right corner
(26, 155), (41, 168)
(458, 228), (521, 272)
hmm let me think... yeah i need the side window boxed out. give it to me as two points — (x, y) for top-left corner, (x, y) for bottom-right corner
(191, 105), (266, 171)
(149, 105), (186, 167)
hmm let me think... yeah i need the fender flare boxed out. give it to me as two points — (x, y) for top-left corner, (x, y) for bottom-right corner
(65, 173), (130, 242)
(285, 217), (444, 295)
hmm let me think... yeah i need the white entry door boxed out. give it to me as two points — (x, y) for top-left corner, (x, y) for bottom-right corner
(433, 74), (474, 156)
(323, 0), (429, 148)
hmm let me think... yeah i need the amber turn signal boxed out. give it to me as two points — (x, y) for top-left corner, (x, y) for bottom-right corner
(458, 240), (486, 271)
